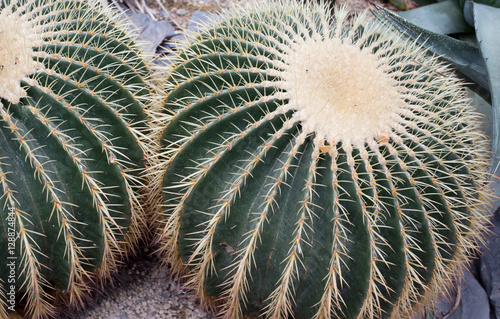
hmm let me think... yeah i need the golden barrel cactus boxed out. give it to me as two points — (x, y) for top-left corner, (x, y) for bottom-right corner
(0, 0), (152, 317)
(149, 1), (495, 318)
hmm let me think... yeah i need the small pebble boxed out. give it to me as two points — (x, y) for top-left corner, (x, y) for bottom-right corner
(175, 8), (188, 16)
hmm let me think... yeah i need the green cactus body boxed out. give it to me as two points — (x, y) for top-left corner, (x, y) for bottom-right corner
(151, 1), (494, 319)
(0, 0), (151, 317)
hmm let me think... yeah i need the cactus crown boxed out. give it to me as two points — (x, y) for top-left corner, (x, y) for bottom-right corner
(275, 11), (404, 145)
(150, 1), (495, 318)
(0, 0), (44, 104)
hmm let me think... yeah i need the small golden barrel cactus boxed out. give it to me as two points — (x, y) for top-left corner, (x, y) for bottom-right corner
(150, 1), (494, 318)
(0, 0), (151, 317)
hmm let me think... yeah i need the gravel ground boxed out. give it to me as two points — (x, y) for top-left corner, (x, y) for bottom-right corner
(63, 251), (215, 319)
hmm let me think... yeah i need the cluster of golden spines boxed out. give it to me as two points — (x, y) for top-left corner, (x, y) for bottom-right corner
(0, 1), (44, 104)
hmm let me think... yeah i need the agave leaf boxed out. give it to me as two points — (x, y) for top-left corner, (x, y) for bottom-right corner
(479, 0), (500, 6)
(474, 3), (500, 174)
(462, 0), (475, 26)
(462, 0), (500, 28)
(457, 33), (478, 47)
(371, 4), (490, 98)
(398, 0), (472, 34)
(467, 88), (493, 140)
(460, 0), (500, 8)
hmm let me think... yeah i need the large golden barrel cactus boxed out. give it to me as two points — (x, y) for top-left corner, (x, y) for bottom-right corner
(0, 0), (151, 317)
(149, 1), (495, 318)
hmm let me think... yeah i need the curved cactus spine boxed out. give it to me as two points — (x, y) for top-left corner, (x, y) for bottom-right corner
(0, 0), (152, 317)
(150, 1), (495, 318)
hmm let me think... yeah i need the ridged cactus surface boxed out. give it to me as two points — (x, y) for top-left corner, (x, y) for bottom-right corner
(0, 0), (150, 317)
(150, 1), (494, 319)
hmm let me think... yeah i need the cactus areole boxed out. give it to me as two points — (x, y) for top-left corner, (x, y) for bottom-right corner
(0, 0), (150, 317)
(153, 1), (494, 319)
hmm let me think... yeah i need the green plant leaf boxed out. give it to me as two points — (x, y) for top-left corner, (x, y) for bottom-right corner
(474, 3), (500, 174)
(389, 0), (410, 10)
(371, 4), (490, 97)
(398, 0), (472, 34)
